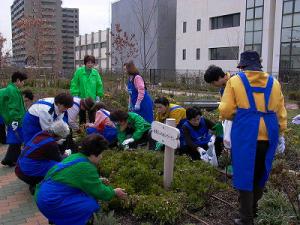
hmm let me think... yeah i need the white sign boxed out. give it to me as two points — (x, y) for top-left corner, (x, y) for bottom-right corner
(151, 121), (180, 149)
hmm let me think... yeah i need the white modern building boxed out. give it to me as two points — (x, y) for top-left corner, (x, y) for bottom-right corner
(75, 29), (111, 70)
(176, 0), (300, 76)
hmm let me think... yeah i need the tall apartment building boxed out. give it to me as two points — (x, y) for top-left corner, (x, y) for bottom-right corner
(75, 29), (111, 70)
(176, 0), (300, 76)
(62, 8), (79, 74)
(11, 0), (78, 74)
(111, 0), (177, 70)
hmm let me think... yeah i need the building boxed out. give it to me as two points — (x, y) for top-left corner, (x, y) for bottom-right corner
(62, 8), (79, 74)
(11, 0), (78, 74)
(75, 29), (111, 70)
(111, 0), (177, 70)
(176, 0), (300, 76)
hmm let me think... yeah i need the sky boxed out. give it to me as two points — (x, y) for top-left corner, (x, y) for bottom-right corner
(0, 0), (113, 51)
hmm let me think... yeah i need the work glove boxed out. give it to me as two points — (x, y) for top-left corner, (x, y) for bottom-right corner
(56, 138), (66, 145)
(64, 149), (72, 156)
(155, 142), (164, 151)
(276, 136), (285, 154)
(212, 122), (223, 137)
(197, 147), (211, 162)
(134, 103), (141, 111)
(122, 138), (134, 146)
(11, 121), (18, 131)
(292, 114), (300, 125)
(95, 96), (101, 103)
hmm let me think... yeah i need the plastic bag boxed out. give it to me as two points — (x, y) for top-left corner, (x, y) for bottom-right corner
(222, 120), (232, 149)
(198, 135), (218, 167)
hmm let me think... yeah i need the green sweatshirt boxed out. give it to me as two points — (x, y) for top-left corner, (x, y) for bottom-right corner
(70, 66), (104, 100)
(117, 112), (151, 143)
(35, 153), (115, 201)
(0, 83), (26, 125)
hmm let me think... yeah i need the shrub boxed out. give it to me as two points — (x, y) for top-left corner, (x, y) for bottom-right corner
(257, 189), (297, 225)
(99, 150), (226, 224)
(93, 211), (120, 225)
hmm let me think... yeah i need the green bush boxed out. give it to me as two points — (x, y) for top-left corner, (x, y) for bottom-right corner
(99, 150), (226, 224)
(257, 189), (297, 225)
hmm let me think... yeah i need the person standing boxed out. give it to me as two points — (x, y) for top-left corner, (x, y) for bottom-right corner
(70, 55), (104, 124)
(125, 61), (154, 123)
(1, 71), (28, 167)
(219, 50), (287, 225)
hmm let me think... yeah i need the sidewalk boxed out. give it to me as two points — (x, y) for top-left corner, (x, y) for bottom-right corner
(0, 145), (48, 225)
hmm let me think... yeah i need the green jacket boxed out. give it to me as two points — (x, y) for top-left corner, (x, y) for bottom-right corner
(0, 83), (26, 125)
(35, 153), (115, 201)
(70, 66), (104, 100)
(117, 112), (151, 143)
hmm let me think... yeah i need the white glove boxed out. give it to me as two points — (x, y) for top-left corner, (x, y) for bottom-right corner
(11, 121), (18, 131)
(292, 114), (300, 125)
(64, 149), (72, 156)
(95, 96), (100, 103)
(197, 147), (211, 162)
(56, 138), (66, 145)
(276, 136), (285, 154)
(122, 138), (134, 146)
(134, 103), (141, 111)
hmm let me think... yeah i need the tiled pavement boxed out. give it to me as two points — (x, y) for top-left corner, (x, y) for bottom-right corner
(0, 145), (48, 225)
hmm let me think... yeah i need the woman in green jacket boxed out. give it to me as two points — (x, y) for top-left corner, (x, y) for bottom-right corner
(70, 55), (104, 123)
(35, 134), (127, 225)
(109, 110), (155, 150)
(1, 71), (27, 167)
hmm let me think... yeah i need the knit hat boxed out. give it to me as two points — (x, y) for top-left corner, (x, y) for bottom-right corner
(49, 120), (70, 139)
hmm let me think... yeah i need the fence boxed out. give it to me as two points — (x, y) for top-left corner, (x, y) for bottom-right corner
(0, 67), (299, 101)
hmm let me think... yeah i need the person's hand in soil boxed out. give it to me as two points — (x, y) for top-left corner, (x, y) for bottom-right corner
(114, 188), (127, 199)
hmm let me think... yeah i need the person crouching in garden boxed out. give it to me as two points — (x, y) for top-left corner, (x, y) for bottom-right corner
(124, 61), (154, 123)
(109, 110), (155, 150)
(35, 134), (127, 225)
(85, 102), (117, 146)
(219, 50), (287, 225)
(15, 120), (70, 195)
(1, 71), (28, 167)
(180, 107), (223, 160)
(22, 93), (73, 144)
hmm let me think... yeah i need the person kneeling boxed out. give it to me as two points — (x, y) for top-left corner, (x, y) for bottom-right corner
(15, 120), (70, 194)
(180, 107), (223, 161)
(109, 110), (155, 150)
(85, 103), (117, 147)
(35, 134), (127, 225)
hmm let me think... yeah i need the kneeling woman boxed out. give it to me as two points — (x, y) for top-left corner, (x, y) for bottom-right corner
(15, 120), (70, 193)
(109, 110), (154, 150)
(35, 134), (127, 225)
(85, 103), (117, 146)
(180, 107), (223, 160)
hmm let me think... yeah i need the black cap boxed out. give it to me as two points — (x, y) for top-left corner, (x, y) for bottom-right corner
(237, 50), (262, 69)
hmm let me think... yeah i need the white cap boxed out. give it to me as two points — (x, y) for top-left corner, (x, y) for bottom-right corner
(49, 120), (70, 139)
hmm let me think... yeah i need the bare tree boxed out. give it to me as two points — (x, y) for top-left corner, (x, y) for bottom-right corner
(0, 33), (11, 68)
(111, 23), (139, 88)
(131, 0), (159, 74)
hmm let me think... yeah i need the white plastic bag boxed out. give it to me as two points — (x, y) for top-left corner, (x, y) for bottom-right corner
(222, 120), (232, 149)
(197, 135), (218, 167)
(292, 114), (300, 125)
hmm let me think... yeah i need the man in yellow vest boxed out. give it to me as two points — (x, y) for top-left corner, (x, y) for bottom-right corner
(219, 50), (287, 225)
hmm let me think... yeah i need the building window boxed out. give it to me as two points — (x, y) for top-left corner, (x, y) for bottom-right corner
(279, 0), (300, 74)
(182, 49), (186, 60)
(197, 19), (201, 31)
(183, 22), (187, 33)
(209, 47), (239, 60)
(100, 42), (107, 48)
(244, 0), (264, 55)
(196, 48), (200, 60)
(210, 13), (240, 30)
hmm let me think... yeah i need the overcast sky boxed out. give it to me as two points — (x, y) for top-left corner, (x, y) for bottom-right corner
(0, 0), (113, 51)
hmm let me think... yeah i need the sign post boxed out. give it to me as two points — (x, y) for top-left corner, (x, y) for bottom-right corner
(151, 118), (180, 189)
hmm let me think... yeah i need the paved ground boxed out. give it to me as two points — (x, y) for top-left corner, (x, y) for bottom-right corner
(0, 145), (48, 225)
